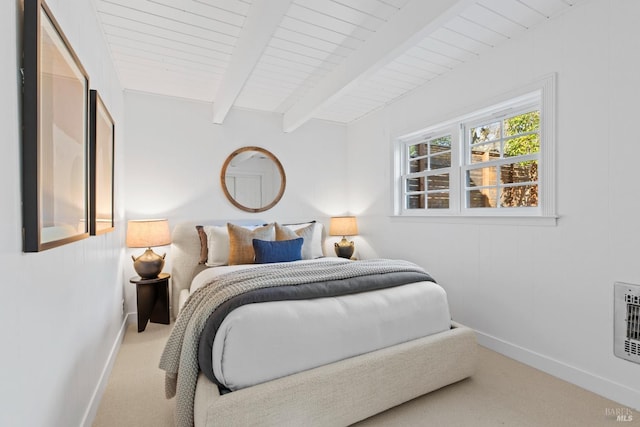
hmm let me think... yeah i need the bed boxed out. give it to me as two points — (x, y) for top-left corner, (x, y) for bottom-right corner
(161, 220), (477, 427)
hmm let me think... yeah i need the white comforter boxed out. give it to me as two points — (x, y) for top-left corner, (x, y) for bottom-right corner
(189, 259), (451, 391)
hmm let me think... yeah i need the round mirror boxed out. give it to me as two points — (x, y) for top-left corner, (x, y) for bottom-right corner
(220, 146), (286, 213)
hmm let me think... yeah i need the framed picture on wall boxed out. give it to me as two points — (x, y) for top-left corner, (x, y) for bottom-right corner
(89, 90), (115, 235)
(22, 0), (90, 252)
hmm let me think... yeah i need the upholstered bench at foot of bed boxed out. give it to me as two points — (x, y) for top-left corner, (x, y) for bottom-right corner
(193, 322), (477, 427)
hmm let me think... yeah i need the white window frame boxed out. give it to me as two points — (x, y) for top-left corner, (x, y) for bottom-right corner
(393, 74), (556, 223)
(460, 101), (540, 215)
(401, 129), (459, 212)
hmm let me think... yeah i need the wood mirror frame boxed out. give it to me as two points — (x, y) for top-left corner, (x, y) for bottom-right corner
(220, 146), (286, 213)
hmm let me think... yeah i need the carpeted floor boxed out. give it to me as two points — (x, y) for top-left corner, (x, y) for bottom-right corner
(93, 322), (637, 427)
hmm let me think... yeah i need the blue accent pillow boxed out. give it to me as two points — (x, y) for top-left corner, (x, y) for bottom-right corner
(253, 238), (303, 264)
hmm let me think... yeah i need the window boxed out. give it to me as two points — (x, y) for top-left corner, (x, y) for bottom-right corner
(396, 75), (555, 220)
(405, 134), (453, 210)
(463, 109), (539, 211)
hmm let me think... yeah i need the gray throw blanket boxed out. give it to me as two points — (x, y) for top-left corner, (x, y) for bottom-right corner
(159, 258), (430, 427)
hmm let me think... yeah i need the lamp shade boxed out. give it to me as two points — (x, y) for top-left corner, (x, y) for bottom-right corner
(329, 216), (358, 237)
(126, 219), (171, 248)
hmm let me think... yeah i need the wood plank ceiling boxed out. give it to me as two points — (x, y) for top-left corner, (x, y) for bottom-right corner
(94, 0), (581, 131)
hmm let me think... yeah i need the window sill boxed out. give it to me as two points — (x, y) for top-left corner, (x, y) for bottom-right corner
(390, 214), (558, 227)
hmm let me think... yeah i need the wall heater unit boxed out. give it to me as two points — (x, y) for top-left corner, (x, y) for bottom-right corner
(614, 282), (640, 364)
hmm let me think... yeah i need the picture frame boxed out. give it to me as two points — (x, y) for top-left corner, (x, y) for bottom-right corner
(22, 0), (90, 252)
(89, 90), (115, 235)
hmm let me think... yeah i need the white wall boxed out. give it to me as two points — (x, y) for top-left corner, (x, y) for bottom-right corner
(347, 0), (640, 409)
(123, 91), (349, 312)
(0, 1), (126, 426)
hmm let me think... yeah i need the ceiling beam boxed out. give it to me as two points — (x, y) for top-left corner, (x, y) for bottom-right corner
(282, 0), (473, 133)
(212, 0), (293, 124)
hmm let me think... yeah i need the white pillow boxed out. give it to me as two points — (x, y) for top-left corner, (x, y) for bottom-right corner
(287, 222), (324, 259)
(203, 225), (230, 266)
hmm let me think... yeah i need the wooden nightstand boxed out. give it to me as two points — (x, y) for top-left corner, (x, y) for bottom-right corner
(129, 273), (170, 332)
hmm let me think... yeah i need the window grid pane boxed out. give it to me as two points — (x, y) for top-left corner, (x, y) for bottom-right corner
(467, 167), (497, 187)
(504, 111), (540, 137)
(504, 133), (539, 158)
(408, 143), (428, 159)
(468, 187), (497, 208)
(409, 158), (427, 173)
(470, 142), (500, 164)
(428, 192), (449, 209)
(406, 176), (425, 192)
(406, 194), (425, 209)
(430, 152), (451, 169)
(470, 122), (501, 145)
(500, 185), (538, 207)
(428, 173), (449, 191)
(500, 160), (538, 185)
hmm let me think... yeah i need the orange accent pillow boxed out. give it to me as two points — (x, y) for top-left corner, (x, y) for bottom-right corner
(227, 222), (275, 265)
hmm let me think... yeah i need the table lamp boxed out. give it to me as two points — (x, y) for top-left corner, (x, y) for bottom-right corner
(126, 219), (171, 279)
(329, 216), (358, 259)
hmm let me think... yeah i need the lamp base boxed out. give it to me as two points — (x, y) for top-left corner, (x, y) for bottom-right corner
(132, 248), (166, 279)
(334, 238), (355, 259)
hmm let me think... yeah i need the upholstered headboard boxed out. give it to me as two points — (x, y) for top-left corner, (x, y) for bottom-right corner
(169, 220), (265, 319)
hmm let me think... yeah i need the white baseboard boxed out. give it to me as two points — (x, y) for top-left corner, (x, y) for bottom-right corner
(475, 330), (640, 411)
(80, 312), (135, 427)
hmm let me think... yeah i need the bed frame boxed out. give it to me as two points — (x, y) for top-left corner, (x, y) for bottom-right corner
(171, 221), (478, 427)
